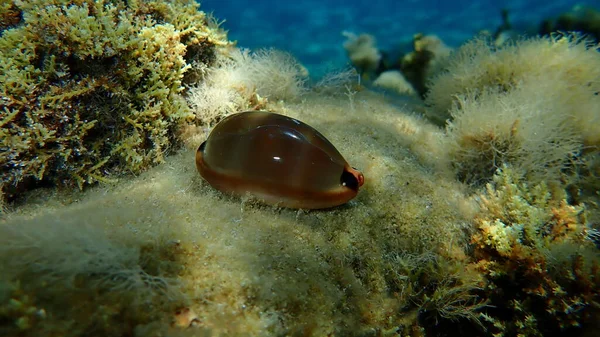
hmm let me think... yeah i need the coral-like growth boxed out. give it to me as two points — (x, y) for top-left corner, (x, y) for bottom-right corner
(425, 34), (600, 131)
(342, 32), (382, 76)
(399, 33), (452, 98)
(445, 85), (582, 186)
(433, 34), (600, 189)
(236, 48), (309, 101)
(187, 48), (308, 127)
(470, 166), (600, 336)
(0, 0), (231, 201)
(373, 70), (416, 96)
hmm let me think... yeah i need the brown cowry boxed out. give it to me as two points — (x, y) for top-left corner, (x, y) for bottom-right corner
(195, 111), (364, 209)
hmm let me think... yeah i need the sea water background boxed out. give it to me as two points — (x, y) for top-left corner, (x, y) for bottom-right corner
(199, 0), (596, 78)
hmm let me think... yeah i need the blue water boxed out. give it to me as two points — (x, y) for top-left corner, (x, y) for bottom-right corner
(199, 0), (597, 78)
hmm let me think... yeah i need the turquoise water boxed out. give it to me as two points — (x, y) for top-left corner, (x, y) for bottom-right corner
(199, 0), (596, 77)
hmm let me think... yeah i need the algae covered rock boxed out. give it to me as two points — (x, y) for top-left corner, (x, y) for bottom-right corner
(424, 34), (600, 190)
(470, 166), (600, 336)
(0, 0), (231, 201)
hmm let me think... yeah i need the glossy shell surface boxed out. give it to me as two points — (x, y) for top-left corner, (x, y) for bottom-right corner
(195, 111), (364, 209)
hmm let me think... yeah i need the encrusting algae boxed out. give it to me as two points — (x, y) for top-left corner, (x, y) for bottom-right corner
(470, 166), (599, 336)
(0, 2), (599, 337)
(0, 0), (232, 202)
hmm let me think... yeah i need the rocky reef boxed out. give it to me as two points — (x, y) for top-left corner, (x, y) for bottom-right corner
(0, 2), (599, 337)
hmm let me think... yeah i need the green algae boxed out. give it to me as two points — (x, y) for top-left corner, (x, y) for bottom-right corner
(0, 0), (231, 202)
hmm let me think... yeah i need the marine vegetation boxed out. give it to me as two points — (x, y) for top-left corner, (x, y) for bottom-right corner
(421, 34), (600, 337)
(428, 34), (600, 192)
(186, 48), (309, 127)
(540, 5), (600, 43)
(469, 166), (599, 337)
(0, 3), (599, 337)
(0, 0), (231, 202)
(342, 31), (451, 98)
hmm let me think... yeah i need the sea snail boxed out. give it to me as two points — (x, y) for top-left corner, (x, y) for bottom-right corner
(195, 111), (364, 209)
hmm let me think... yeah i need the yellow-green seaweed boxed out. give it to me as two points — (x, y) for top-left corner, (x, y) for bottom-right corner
(0, 0), (231, 202)
(469, 166), (599, 336)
